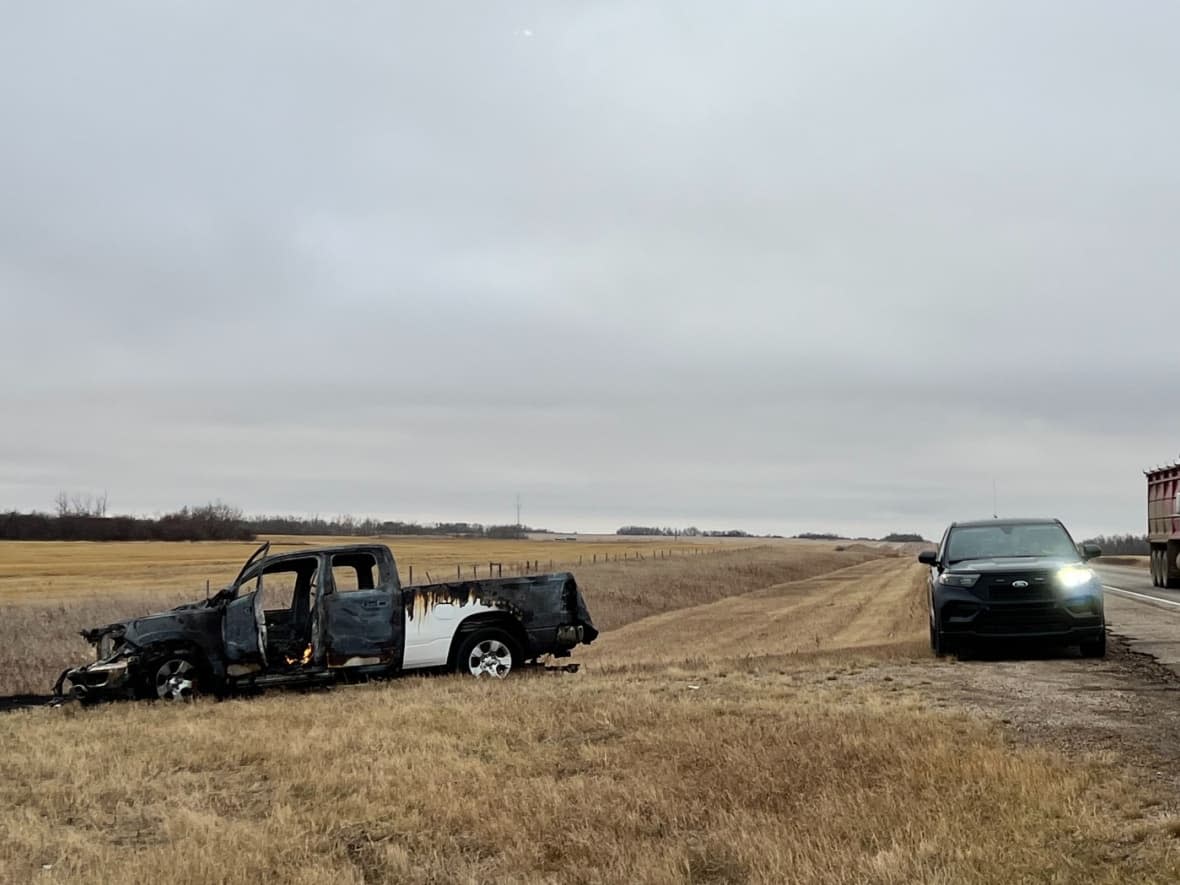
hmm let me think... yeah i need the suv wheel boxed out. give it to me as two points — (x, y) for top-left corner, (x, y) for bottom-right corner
(1080, 632), (1107, 659)
(930, 618), (954, 658)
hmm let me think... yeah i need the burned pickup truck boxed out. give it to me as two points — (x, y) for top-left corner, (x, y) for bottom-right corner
(56, 542), (598, 702)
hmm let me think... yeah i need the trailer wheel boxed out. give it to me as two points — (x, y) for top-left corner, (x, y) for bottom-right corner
(1166, 546), (1180, 590)
(1152, 550), (1162, 587)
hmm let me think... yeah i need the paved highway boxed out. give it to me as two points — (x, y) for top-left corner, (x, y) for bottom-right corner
(1095, 563), (1180, 670)
(1097, 563), (1180, 608)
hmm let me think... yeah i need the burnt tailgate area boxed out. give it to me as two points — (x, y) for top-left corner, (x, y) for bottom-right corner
(408, 573), (599, 652)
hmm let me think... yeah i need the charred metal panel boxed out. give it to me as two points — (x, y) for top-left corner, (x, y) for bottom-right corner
(321, 588), (401, 667)
(407, 574), (568, 623)
(403, 572), (598, 664)
(224, 591), (265, 665)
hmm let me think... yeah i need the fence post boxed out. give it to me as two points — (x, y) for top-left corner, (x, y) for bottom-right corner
(409, 564), (413, 584)
(457, 564), (462, 580)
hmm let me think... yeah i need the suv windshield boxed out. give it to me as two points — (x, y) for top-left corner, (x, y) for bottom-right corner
(946, 524), (1079, 564)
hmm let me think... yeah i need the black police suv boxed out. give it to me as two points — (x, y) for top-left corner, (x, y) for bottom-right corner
(919, 518), (1106, 658)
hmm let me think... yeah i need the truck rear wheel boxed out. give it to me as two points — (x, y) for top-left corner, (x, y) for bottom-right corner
(1166, 545), (1180, 590)
(455, 629), (521, 679)
(1152, 550), (1163, 587)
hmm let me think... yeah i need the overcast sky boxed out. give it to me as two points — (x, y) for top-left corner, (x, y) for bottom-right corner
(1, 2), (1177, 540)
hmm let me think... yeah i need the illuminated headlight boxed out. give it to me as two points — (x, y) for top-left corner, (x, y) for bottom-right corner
(939, 573), (981, 588)
(1057, 566), (1095, 590)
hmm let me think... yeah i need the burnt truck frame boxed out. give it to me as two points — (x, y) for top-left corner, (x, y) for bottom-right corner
(56, 542), (598, 702)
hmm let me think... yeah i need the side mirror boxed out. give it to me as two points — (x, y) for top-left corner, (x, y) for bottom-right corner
(1080, 543), (1101, 561)
(918, 550), (939, 566)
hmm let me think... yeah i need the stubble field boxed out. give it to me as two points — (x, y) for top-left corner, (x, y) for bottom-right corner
(2, 539), (1180, 883)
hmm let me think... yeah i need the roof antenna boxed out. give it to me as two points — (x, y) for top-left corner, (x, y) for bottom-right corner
(993, 479), (998, 519)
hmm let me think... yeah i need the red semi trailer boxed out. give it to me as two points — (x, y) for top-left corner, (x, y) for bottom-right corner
(1148, 462), (1180, 588)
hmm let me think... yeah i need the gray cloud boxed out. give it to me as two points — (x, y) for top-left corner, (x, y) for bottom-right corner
(2, 1), (1178, 540)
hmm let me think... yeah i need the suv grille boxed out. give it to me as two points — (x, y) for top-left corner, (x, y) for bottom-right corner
(984, 572), (1055, 602)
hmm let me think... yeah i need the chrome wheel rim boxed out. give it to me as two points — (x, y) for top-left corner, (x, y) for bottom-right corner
(155, 658), (196, 701)
(467, 639), (512, 678)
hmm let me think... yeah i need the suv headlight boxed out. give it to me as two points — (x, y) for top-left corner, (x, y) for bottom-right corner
(1057, 566), (1095, 590)
(939, 573), (981, 588)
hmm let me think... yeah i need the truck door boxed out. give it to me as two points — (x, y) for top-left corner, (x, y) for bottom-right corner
(321, 550), (404, 668)
(224, 571), (268, 671)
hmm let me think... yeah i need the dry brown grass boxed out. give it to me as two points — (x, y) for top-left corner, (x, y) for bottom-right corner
(3, 662), (1180, 883)
(3, 543), (1180, 883)
(582, 556), (927, 673)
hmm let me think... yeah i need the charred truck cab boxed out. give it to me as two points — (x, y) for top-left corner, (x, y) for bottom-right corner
(919, 518), (1106, 658)
(57, 543), (598, 702)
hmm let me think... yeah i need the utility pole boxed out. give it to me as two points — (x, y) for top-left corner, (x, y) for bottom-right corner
(993, 480), (998, 519)
(516, 494), (521, 530)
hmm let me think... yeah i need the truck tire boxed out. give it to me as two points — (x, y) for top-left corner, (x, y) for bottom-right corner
(1166, 545), (1180, 590)
(1151, 550), (1159, 587)
(140, 650), (206, 702)
(454, 629), (521, 679)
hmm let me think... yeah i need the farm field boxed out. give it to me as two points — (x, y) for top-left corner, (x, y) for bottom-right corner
(3, 544), (1180, 883)
(0, 534), (752, 603)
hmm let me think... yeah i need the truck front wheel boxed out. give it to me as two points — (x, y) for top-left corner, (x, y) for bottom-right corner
(139, 650), (206, 702)
(455, 629), (521, 679)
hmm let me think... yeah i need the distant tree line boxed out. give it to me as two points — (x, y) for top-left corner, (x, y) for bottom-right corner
(617, 526), (763, 538)
(0, 494), (535, 542)
(0, 502), (254, 542)
(1082, 534), (1150, 555)
(795, 531), (930, 543)
(617, 526), (699, 537)
(246, 515), (530, 539)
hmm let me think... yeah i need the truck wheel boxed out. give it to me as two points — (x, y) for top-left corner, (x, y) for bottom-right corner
(1152, 550), (1162, 587)
(1080, 632), (1107, 659)
(455, 629), (520, 679)
(142, 652), (203, 701)
(1166, 547), (1180, 590)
